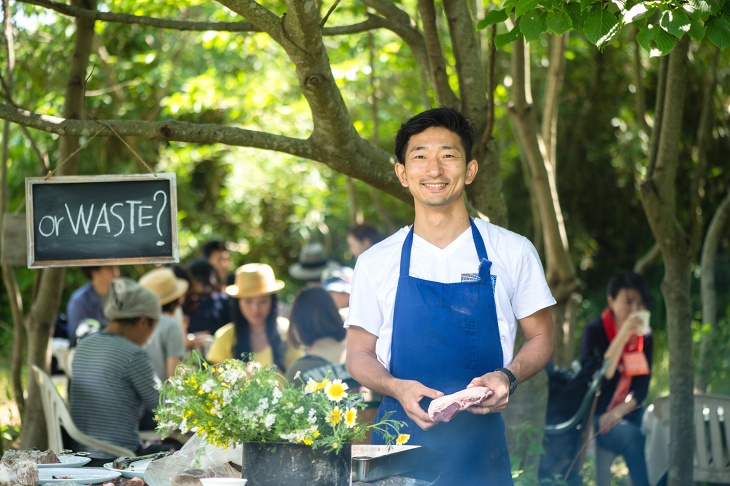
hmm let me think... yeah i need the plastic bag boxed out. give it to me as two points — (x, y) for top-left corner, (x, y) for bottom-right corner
(145, 434), (242, 486)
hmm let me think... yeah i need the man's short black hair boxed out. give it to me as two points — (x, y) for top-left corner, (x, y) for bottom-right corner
(81, 266), (100, 280)
(202, 239), (227, 258)
(347, 224), (383, 245)
(394, 107), (477, 164)
(607, 271), (651, 307)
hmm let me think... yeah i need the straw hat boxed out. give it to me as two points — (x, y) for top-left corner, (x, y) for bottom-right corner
(226, 263), (285, 298)
(288, 242), (338, 281)
(139, 267), (189, 306)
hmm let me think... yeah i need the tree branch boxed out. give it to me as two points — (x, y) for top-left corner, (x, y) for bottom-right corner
(0, 102), (410, 203)
(443, 0), (488, 118)
(20, 0), (260, 32)
(418, 0), (459, 107)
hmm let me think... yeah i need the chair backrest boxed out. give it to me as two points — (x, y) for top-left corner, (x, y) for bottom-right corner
(694, 395), (730, 483)
(653, 394), (730, 483)
(544, 359), (609, 435)
(32, 365), (136, 457)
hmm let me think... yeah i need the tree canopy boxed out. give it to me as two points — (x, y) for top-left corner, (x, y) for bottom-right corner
(1, 1), (729, 483)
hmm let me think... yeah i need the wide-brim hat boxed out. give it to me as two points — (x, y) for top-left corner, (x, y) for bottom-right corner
(226, 263), (285, 298)
(139, 267), (189, 306)
(288, 242), (338, 281)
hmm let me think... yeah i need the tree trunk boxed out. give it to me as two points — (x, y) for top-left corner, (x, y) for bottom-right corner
(20, 0), (98, 449)
(697, 192), (730, 391)
(508, 37), (578, 365)
(637, 37), (693, 486)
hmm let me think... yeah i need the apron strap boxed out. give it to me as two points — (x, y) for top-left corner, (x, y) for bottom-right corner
(400, 218), (490, 277)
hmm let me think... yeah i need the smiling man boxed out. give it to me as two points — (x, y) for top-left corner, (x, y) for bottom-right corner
(345, 107), (556, 485)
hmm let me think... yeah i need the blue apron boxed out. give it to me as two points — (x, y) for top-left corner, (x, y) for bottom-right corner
(372, 219), (513, 485)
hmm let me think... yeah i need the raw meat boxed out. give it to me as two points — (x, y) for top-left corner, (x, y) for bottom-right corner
(428, 386), (493, 423)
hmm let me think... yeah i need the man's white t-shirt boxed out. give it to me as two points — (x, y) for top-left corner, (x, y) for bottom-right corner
(344, 218), (556, 371)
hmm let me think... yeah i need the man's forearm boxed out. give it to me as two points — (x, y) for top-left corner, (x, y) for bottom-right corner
(347, 349), (401, 399)
(507, 330), (555, 383)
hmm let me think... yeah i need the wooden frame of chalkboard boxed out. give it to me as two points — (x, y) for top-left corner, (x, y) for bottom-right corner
(26, 173), (179, 268)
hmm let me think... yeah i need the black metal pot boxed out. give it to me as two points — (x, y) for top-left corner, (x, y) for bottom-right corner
(241, 442), (352, 486)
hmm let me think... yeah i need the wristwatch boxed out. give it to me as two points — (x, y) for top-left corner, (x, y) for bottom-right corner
(496, 367), (518, 395)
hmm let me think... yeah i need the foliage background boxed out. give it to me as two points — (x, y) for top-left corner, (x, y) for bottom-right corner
(1, 0), (730, 464)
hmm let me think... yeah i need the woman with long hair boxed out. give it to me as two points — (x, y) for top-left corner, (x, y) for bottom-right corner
(285, 286), (356, 388)
(206, 263), (301, 371)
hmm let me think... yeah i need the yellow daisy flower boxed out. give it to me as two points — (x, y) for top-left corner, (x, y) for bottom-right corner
(328, 407), (342, 425)
(396, 434), (410, 445)
(325, 379), (349, 402)
(344, 408), (357, 428)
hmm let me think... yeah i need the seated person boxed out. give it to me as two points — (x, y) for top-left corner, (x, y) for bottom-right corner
(66, 265), (119, 344)
(69, 278), (172, 465)
(184, 258), (230, 336)
(139, 267), (188, 381)
(206, 263), (301, 371)
(347, 223), (383, 259)
(321, 266), (353, 321)
(579, 271), (653, 486)
(285, 287), (356, 388)
(203, 239), (234, 289)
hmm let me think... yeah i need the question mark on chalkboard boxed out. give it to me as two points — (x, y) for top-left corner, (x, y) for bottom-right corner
(154, 190), (168, 246)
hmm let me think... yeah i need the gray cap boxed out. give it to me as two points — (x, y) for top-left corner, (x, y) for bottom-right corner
(104, 278), (161, 321)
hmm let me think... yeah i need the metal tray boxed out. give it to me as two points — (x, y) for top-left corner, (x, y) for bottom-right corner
(351, 445), (427, 482)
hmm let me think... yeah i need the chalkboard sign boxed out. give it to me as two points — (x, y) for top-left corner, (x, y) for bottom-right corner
(26, 173), (179, 268)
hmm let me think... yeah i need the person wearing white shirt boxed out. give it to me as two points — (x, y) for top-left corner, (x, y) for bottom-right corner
(345, 107), (556, 485)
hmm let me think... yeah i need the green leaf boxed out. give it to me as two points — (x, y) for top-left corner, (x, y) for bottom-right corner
(623, 3), (652, 24)
(546, 9), (573, 34)
(504, 0), (519, 15)
(705, 15), (730, 49)
(566, 2), (585, 30)
(584, 8), (621, 48)
(689, 0), (721, 15)
(515, 0), (541, 19)
(580, 0), (594, 11)
(687, 17), (706, 40)
(520, 10), (548, 41)
(478, 9), (509, 30)
(660, 9), (692, 38)
(636, 23), (658, 52)
(637, 24), (676, 56)
(495, 26), (524, 48)
(653, 26), (677, 55)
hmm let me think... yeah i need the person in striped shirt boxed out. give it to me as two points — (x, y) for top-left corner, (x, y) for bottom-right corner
(69, 278), (167, 465)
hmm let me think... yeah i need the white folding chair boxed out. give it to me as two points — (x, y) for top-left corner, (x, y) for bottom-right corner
(32, 364), (136, 457)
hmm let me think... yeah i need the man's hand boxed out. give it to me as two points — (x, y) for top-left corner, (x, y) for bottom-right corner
(465, 371), (511, 414)
(393, 380), (443, 430)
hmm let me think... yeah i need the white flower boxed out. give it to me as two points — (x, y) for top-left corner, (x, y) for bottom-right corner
(201, 379), (216, 393)
(293, 370), (301, 381)
(294, 406), (304, 415)
(264, 413), (276, 429)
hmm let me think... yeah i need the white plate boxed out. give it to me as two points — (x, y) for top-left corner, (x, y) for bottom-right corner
(38, 467), (121, 484)
(38, 456), (92, 468)
(102, 459), (152, 479)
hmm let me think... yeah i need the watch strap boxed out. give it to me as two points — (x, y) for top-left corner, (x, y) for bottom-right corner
(496, 367), (518, 395)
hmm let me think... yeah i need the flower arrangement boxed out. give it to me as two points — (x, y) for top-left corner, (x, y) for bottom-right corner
(155, 353), (409, 454)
